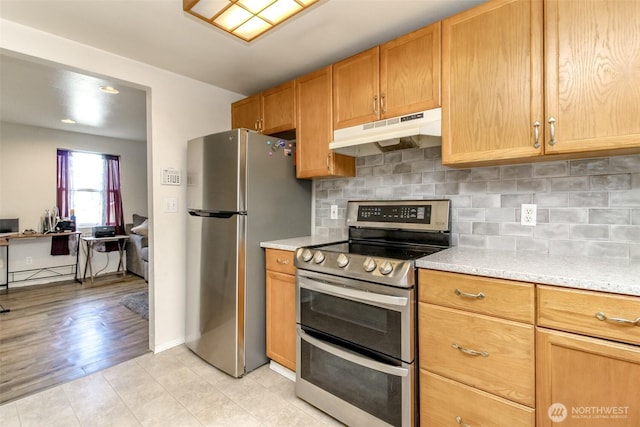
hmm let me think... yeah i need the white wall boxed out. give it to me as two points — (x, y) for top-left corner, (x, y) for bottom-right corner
(0, 122), (148, 286)
(0, 122), (148, 229)
(0, 19), (244, 351)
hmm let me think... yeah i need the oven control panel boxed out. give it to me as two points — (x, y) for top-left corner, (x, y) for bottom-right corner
(346, 200), (450, 232)
(357, 205), (431, 223)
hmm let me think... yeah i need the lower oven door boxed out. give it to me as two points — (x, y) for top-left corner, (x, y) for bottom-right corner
(296, 327), (413, 427)
(296, 270), (414, 362)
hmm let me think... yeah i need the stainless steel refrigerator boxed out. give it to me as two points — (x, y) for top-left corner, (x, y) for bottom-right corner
(186, 129), (311, 377)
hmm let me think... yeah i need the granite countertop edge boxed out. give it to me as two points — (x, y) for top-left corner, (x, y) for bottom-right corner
(260, 236), (343, 251)
(416, 247), (640, 297)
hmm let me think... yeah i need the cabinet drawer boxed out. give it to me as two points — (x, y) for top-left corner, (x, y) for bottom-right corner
(265, 249), (295, 275)
(421, 370), (535, 427)
(419, 303), (535, 407)
(538, 285), (640, 346)
(419, 269), (535, 323)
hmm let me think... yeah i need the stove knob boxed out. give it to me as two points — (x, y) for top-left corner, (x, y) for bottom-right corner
(337, 253), (350, 268)
(363, 257), (377, 272)
(379, 260), (393, 275)
(313, 250), (325, 264)
(301, 248), (313, 262)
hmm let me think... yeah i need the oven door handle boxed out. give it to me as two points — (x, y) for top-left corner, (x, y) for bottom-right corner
(298, 328), (409, 377)
(299, 277), (409, 308)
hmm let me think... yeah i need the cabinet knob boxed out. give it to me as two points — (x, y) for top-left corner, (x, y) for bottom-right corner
(380, 93), (386, 114)
(276, 258), (289, 265)
(372, 95), (379, 115)
(455, 416), (473, 427)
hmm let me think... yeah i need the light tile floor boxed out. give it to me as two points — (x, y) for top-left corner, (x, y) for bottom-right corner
(0, 345), (344, 427)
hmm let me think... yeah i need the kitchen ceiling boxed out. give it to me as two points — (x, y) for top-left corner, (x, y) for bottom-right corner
(0, 0), (486, 141)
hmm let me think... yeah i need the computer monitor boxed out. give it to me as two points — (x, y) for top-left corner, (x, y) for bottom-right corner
(0, 218), (19, 233)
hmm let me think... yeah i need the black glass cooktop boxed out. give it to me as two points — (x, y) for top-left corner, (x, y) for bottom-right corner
(315, 241), (444, 261)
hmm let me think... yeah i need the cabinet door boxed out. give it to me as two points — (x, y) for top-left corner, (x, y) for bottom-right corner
(296, 66), (355, 179)
(537, 328), (640, 427)
(266, 270), (296, 371)
(332, 47), (380, 130)
(544, 0), (640, 155)
(442, 0), (544, 166)
(261, 80), (296, 135)
(231, 94), (261, 131)
(380, 22), (441, 119)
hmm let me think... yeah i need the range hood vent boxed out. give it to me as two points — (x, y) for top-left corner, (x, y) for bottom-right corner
(329, 108), (442, 157)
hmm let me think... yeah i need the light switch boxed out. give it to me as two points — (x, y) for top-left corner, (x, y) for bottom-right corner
(164, 197), (178, 213)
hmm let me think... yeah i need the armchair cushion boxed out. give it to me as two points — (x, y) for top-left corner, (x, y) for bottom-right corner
(126, 214), (149, 281)
(131, 219), (148, 236)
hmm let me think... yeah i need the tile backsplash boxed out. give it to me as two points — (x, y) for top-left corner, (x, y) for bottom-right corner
(313, 148), (640, 260)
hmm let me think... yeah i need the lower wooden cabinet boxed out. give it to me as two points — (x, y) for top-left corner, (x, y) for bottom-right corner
(265, 249), (296, 371)
(421, 370), (535, 427)
(536, 328), (640, 427)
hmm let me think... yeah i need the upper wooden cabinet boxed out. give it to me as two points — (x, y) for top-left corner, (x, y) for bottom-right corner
(231, 80), (296, 136)
(544, 0), (640, 155)
(333, 47), (380, 130)
(231, 93), (261, 132)
(442, 0), (543, 165)
(295, 66), (355, 179)
(380, 22), (441, 119)
(333, 22), (441, 130)
(442, 0), (640, 166)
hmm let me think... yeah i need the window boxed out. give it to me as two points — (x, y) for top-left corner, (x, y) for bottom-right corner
(56, 149), (124, 233)
(69, 152), (105, 226)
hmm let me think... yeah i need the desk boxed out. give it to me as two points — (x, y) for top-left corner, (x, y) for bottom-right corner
(80, 235), (129, 283)
(2, 232), (80, 288)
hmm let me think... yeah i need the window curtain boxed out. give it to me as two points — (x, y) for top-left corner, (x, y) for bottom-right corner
(56, 149), (72, 218)
(54, 149), (73, 255)
(103, 155), (125, 252)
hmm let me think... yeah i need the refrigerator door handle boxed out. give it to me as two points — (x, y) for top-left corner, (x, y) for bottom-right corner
(188, 209), (247, 218)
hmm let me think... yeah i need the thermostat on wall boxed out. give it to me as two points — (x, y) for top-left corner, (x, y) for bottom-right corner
(162, 168), (182, 185)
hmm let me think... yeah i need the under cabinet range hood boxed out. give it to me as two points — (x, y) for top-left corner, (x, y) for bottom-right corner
(329, 108), (442, 157)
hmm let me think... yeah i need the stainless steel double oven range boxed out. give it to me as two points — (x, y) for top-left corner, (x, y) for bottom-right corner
(294, 200), (451, 427)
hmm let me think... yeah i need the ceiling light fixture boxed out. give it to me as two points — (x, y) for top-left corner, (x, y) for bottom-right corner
(183, 0), (319, 42)
(61, 118), (76, 124)
(99, 86), (120, 94)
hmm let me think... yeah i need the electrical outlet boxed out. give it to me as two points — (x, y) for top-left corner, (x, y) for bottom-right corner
(26, 256), (33, 265)
(330, 205), (338, 220)
(521, 204), (537, 226)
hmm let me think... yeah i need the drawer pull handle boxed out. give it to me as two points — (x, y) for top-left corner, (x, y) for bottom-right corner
(454, 288), (485, 300)
(595, 311), (640, 326)
(455, 416), (472, 427)
(451, 343), (489, 357)
(276, 258), (289, 265)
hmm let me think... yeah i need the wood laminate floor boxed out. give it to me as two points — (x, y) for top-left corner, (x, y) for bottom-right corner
(0, 275), (150, 404)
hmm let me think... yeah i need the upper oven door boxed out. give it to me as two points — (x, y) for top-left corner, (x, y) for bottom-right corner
(296, 270), (414, 363)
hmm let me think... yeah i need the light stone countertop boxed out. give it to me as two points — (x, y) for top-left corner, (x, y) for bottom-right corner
(417, 247), (640, 297)
(260, 236), (343, 251)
